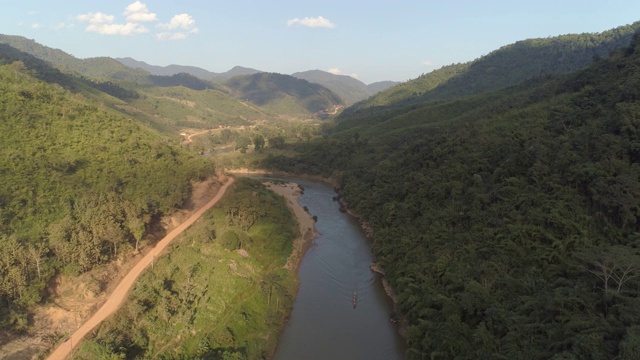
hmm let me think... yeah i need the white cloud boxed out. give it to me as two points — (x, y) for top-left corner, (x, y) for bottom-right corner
(92, 22), (148, 35)
(77, 11), (148, 35)
(421, 60), (434, 66)
(31, 23), (42, 30)
(156, 14), (197, 40)
(77, 3), (196, 40)
(124, 1), (157, 22)
(77, 12), (114, 24)
(287, 16), (335, 29)
(156, 28), (199, 40)
(327, 68), (358, 79)
(158, 14), (196, 30)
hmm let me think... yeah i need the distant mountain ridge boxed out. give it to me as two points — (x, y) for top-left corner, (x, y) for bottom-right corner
(0, 34), (398, 107)
(117, 58), (399, 105)
(291, 70), (398, 105)
(116, 57), (262, 83)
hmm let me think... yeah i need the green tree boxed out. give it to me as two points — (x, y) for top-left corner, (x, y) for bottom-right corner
(253, 135), (265, 151)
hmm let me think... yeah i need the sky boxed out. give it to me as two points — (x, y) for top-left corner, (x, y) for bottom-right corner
(1, 1), (639, 84)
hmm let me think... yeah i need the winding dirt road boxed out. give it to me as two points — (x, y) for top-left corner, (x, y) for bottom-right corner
(46, 177), (235, 360)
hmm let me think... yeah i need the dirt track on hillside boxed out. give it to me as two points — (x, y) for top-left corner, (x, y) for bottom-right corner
(46, 177), (235, 360)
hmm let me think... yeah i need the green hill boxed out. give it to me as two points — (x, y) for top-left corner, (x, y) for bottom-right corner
(345, 21), (640, 115)
(224, 72), (344, 116)
(0, 36), (278, 134)
(264, 32), (640, 359)
(0, 61), (213, 332)
(0, 34), (150, 83)
(291, 70), (372, 105)
(367, 80), (400, 94)
(0, 43), (139, 102)
(119, 85), (268, 131)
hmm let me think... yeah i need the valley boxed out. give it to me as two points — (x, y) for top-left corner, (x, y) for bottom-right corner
(1, 15), (640, 360)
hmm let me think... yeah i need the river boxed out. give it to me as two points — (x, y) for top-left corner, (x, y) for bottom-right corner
(265, 177), (406, 360)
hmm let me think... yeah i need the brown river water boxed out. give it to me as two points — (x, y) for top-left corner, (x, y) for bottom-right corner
(267, 178), (406, 360)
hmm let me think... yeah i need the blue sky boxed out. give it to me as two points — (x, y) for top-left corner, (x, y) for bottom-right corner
(1, 1), (639, 84)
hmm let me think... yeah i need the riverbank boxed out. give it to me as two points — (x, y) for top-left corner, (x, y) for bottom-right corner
(263, 181), (317, 271)
(338, 194), (409, 339)
(228, 168), (408, 338)
(227, 168), (341, 188)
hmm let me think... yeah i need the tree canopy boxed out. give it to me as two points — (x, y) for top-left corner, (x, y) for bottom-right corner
(0, 61), (213, 332)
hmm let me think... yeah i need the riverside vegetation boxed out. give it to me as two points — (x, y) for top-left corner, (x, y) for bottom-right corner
(71, 178), (299, 359)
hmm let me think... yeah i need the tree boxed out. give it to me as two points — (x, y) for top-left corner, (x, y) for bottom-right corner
(235, 136), (251, 153)
(253, 135), (265, 151)
(584, 245), (640, 295)
(26, 243), (47, 280)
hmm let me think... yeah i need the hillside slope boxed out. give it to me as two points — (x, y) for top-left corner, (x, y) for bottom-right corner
(265, 33), (640, 359)
(225, 72), (344, 116)
(0, 61), (212, 332)
(0, 36), (278, 134)
(345, 21), (640, 114)
(291, 70), (372, 105)
(0, 34), (150, 83)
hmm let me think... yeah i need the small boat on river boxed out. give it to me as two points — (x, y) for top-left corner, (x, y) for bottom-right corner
(353, 290), (357, 308)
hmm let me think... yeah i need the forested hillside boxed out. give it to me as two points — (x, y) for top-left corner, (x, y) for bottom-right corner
(0, 43), (139, 101)
(346, 21), (640, 115)
(264, 33), (640, 359)
(0, 37), (278, 135)
(0, 61), (212, 332)
(291, 70), (373, 105)
(225, 72), (344, 115)
(0, 34), (150, 83)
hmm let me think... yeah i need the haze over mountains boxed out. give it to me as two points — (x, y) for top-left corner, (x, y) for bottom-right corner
(116, 57), (400, 105)
(116, 57), (263, 82)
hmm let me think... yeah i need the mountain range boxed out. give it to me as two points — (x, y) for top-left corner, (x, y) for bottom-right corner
(115, 57), (399, 105)
(116, 57), (262, 82)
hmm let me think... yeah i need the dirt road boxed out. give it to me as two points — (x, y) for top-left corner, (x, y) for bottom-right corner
(46, 177), (235, 360)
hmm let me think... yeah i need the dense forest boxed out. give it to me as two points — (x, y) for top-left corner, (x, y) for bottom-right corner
(0, 61), (212, 333)
(72, 178), (299, 359)
(263, 33), (640, 359)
